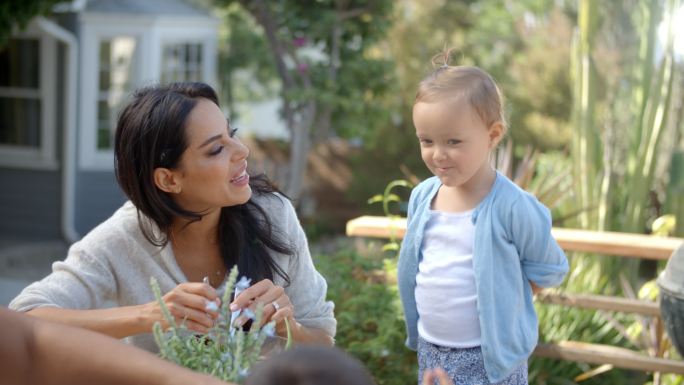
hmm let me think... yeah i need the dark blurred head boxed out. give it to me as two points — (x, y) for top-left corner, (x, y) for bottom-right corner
(246, 346), (376, 385)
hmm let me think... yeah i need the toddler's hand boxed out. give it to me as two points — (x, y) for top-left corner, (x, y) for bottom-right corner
(422, 368), (454, 385)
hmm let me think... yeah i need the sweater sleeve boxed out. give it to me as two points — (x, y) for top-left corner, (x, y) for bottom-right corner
(9, 242), (117, 312)
(276, 196), (336, 338)
(510, 194), (569, 288)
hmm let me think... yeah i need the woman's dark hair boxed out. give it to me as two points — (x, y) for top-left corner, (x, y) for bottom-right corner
(245, 346), (376, 385)
(114, 82), (291, 285)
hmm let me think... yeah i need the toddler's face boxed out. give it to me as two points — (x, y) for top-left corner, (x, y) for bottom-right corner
(413, 99), (496, 188)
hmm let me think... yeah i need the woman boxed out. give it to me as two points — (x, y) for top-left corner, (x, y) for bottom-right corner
(10, 82), (335, 350)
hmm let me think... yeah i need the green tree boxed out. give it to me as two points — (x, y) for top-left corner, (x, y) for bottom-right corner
(347, 0), (575, 202)
(0, 0), (62, 48)
(213, 0), (394, 200)
(569, 0), (682, 238)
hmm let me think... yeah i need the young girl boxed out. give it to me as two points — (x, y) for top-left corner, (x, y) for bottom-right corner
(398, 51), (569, 385)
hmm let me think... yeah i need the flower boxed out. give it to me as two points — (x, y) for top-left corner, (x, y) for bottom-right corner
(238, 367), (250, 380)
(293, 36), (307, 47)
(205, 300), (219, 312)
(242, 308), (256, 320)
(297, 62), (309, 75)
(261, 322), (276, 337)
(235, 276), (251, 292)
(149, 266), (289, 383)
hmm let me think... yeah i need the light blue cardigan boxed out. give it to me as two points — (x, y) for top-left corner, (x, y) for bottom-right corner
(397, 172), (569, 383)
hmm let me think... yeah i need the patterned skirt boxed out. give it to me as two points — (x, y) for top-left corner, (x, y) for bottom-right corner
(418, 337), (528, 385)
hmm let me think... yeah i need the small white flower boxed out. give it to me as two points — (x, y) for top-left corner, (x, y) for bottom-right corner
(235, 276), (252, 292)
(238, 367), (250, 379)
(205, 301), (219, 312)
(243, 308), (256, 320)
(261, 323), (276, 337)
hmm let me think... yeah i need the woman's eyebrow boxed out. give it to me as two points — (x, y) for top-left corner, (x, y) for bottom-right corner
(198, 134), (223, 149)
(198, 118), (231, 149)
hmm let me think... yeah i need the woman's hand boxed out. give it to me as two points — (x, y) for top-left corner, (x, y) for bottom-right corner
(422, 368), (454, 385)
(230, 279), (333, 345)
(143, 282), (220, 334)
(230, 279), (294, 334)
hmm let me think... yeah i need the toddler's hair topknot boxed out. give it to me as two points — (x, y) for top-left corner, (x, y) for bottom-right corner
(415, 48), (507, 129)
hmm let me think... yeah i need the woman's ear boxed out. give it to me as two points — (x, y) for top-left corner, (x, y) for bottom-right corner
(153, 167), (182, 194)
(488, 121), (507, 148)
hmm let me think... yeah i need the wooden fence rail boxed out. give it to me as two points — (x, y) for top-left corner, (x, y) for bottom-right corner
(345, 215), (684, 375)
(346, 216), (680, 260)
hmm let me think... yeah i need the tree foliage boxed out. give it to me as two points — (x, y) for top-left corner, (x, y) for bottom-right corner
(213, 0), (395, 200)
(346, 0), (576, 208)
(0, 0), (62, 48)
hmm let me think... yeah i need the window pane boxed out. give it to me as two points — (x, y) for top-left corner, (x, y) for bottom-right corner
(96, 100), (112, 150)
(98, 37), (136, 150)
(97, 126), (111, 149)
(161, 43), (203, 83)
(0, 39), (40, 88)
(0, 97), (41, 147)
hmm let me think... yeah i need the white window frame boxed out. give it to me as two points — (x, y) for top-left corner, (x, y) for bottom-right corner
(0, 24), (58, 170)
(79, 19), (148, 170)
(96, 36), (140, 151)
(78, 14), (218, 171)
(157, 19), (217, 87)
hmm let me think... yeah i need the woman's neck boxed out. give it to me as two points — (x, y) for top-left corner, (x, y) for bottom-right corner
(169, 209), (226, 285)
(170, 209), (221, 247)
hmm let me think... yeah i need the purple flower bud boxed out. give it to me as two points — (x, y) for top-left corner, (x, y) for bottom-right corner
(293, 36), (307, 47)
(297, 62), (309, 74)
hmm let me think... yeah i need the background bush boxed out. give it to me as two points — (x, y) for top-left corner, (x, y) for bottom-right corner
(314, 246), (417, 385)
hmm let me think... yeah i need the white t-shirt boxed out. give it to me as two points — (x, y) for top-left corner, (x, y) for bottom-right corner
(415, 209), (481, 347)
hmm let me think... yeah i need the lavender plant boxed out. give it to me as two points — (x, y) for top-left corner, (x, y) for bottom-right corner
(150, 266), (285, 383)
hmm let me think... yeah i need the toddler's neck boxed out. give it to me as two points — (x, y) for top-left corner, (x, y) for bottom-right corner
(432, 167), (496, 213)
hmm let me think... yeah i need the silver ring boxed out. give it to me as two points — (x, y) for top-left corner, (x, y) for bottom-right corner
(271, 301), (280, 311)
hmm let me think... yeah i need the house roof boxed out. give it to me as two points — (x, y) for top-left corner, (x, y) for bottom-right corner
(84, 0), (212, 17)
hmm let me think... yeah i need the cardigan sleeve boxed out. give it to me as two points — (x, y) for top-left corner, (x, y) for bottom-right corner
(275, 195), (337, 337)
(509, 194), (569, 288)
(9, 243), (117, 312)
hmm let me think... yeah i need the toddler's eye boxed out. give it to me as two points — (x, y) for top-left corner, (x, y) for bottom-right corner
(229, 127), (239, 138)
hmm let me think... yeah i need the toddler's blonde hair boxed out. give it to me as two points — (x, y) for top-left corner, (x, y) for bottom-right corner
(415, 49), (507, 130)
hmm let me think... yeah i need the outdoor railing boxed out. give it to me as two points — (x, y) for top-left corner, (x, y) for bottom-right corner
(345, 215), (684, 375)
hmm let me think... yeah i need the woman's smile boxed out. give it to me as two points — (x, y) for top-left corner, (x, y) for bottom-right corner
(230, 168), (250, 187)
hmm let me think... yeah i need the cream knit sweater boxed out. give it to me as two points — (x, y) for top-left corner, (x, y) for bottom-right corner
(10, 193), (336, 351)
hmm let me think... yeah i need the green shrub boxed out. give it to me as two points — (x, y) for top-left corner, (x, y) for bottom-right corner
(150, 266), (285, 383)
(314, 248), (417, 385)
(531, 253), (684, 385)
